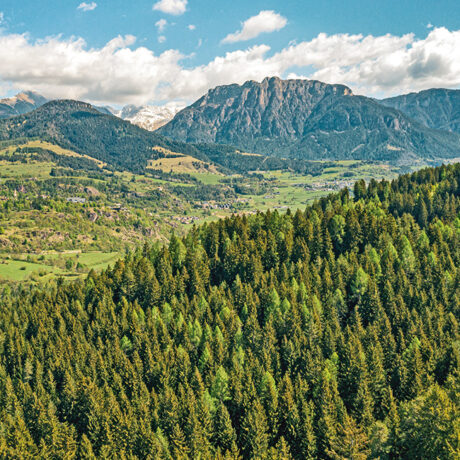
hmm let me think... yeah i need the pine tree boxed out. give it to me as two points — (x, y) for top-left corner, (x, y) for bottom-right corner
(399, 384), (458, 459)
(79, 434), (97, 459)
(213, 402), (237, 453)
(170, 423), (190, 459)
(211, 366), (230, 402)
(326, 415), (370, 460)
(241, 400), (269, 459)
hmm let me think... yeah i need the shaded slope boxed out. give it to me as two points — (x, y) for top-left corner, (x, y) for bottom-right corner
(160, 77), (460, 161)
(381, 88), (460, 133)
(0, 100), (210, 172)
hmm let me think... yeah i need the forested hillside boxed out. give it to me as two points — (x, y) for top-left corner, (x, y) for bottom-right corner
(0, 164), (458, 459)
(0, 101), (211, 173)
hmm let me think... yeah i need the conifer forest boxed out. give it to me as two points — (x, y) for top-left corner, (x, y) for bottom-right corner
(0, 164), (458, 459)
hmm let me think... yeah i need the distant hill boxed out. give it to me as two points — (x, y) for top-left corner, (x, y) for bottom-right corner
(159, 77), (460, 162)
(0, 100), (211, 173)
(381, 88), (460, 133)
(0, 91), (119, 119)
(0, 91), (48, 118)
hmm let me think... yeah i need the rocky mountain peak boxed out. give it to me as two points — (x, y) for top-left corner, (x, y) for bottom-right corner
(0, 91), (48, 118)
(116, 104), (184, 131)
(159, 77), (460, 162)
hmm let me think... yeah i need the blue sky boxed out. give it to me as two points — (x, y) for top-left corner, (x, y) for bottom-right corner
(0, 0), (459, 105)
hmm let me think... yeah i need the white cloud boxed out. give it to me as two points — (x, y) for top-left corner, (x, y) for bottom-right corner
(158, 35), (166, 43)
(155, 19), (167, 33)
(427, 23), (434, 29)
(77, 2), (97, 12)
(0, 28), (459, 105)
(222, 10), (287, 44)
(188, 24), (196, 31)
(153, 0), (187, 15)
(0, 12), (4, 25)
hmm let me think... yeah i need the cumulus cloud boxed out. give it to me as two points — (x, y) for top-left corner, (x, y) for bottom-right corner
(222, 10), (287, 44)
(0, 28), (459, 105)
(158, 35), (166, 43)
(155, 19), (167, 33)
(77, 2), (97, 12)
(188, 24), (196, 31)
(153, 0), (187, 15)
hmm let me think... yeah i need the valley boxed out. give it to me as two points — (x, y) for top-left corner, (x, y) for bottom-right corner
(0, 81), (457, 286)
(0, 137), (408, 284)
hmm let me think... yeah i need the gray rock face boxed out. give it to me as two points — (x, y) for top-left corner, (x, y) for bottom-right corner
(381, 88), (460, 133)
(159, 77), (460, 162)
(160, 77), (352, 144)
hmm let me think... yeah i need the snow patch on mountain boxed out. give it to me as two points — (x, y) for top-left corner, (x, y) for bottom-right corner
(116, 104), (184, 131)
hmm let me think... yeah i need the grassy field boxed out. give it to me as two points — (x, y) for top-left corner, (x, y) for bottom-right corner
(0, 251), (121, 282)
(188, 171), (224, 184)
(0, 142), (411, 285)
(0, 140), (106, 167)
(147, 147), (220, 176)
(0, 160), (55, 180)
(0, 258), (62, 282)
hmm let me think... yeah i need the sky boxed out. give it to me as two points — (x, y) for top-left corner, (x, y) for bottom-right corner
(0, 0), (459, 107)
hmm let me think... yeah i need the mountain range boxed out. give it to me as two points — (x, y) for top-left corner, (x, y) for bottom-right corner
(0, 100), (209, 173)
(0, 91), (181, 132)
(114, 104), (183, 131)
(1, 80), (459, 166)
(159, 77), (460, 162)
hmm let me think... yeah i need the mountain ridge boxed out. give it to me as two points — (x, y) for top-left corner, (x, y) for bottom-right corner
(380, 88), (460, 133)
(159, 77), (460, 162)
(0, 99), (211, 173)
(116, 104), (183, 131)
(0, 91), (48, 118)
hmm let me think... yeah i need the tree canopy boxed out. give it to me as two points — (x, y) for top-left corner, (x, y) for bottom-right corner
(0, 163), (459, 458)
